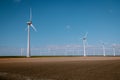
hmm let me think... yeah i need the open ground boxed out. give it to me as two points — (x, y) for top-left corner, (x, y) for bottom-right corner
(0, 57), (120, 80)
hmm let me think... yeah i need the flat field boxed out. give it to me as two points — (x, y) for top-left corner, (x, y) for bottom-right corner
(0, 57), (120, 80)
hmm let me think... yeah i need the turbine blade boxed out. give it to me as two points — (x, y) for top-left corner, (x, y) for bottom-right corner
(31, 24), (37, 32)
(84, 32), (88, 38)
(25, 25), (29, 31)
(100, 40), (105, 45)
(80, 37), (83, 40)
(30, 8), (32, 21)
(25, 27), (28, 31)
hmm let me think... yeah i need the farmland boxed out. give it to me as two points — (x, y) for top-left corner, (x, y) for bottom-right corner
(0, 57), (120, 80)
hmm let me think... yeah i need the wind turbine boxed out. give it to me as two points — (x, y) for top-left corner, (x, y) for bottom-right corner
(26, 8), (37, 58)
(112, 44), (116, 56)
(100, 41), (106, 56)
(80, 32), (88, 57)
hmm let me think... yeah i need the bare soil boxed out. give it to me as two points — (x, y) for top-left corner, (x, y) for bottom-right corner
(0, 57), (120, 80)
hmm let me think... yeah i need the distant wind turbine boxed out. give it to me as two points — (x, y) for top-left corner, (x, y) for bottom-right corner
(112, 44), (116, 56)
(80, 32), (88, 56)
(100, 41), (106, 56)
(26, 8), (37, 58)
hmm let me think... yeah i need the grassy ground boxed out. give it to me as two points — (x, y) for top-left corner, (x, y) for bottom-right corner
(0, 57), (120, 80)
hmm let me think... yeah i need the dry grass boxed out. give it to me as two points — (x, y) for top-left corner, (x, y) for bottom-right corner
(0, 57), (120, 80)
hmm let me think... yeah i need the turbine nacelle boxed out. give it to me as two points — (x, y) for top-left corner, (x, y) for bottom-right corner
(83, 37), (86, 40)
(27, 21), (32, 26)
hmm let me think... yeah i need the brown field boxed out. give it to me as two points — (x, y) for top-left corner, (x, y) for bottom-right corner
(0, 57), (120, 80)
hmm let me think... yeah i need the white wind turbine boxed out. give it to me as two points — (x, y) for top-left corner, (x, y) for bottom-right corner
(80, 32), (88, 56)
(100, 41), (106, 56)
(26, 8), (37, 58)
(112, 44), (116, 56)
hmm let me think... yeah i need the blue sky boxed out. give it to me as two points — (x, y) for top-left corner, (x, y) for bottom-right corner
(0, 0), (120, 49)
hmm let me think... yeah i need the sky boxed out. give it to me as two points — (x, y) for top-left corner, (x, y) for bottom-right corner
(0, 0), (120, 50)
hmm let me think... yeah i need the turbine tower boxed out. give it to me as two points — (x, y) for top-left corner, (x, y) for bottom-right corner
(112, 44), (116, 56)
(101, 41), (106, 56)
(80, 32), (88, 57)
(26, 8), (37, 58)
